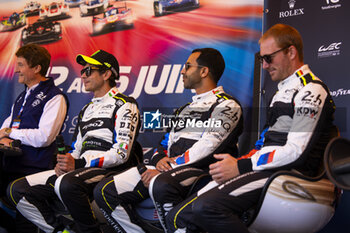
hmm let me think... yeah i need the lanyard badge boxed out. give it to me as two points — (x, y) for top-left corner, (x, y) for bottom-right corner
(12, 119), (21, 129)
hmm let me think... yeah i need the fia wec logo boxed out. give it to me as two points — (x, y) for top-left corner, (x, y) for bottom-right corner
(318, 42), (342, 58)
(318, 42), (342, 52)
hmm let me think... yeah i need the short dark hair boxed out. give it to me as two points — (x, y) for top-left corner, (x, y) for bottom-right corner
(191, 48), (225, 83)
(98, 68), (117, 87)
(260, 24), (304, 62)
(15, 44), (51, 77)
(107, 72), (117, 87)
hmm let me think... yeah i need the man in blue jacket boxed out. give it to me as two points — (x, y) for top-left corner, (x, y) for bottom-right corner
(0, 43), (68, 233)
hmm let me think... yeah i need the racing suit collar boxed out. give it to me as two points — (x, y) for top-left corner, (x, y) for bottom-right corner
(91, 87), (119, 103)
(192, 86), (224, 102)
(278, 65), (311, 90)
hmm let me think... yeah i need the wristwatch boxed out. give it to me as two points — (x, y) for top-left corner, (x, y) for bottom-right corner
(4, 128), (12, 137)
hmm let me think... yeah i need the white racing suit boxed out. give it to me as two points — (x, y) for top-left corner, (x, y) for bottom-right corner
(94, 86), (244, 233)
(7, 87), (140, 233)
(162, 65), (336, 233)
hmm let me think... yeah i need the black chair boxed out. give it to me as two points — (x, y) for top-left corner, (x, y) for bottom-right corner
(245, 136), (350, 233)
(324, 136), (350, 190)
(244, 170), (338, 233)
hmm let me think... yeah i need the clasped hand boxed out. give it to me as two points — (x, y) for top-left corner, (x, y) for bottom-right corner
(209, 153), (240, 184)
(141, 157), (176, 188)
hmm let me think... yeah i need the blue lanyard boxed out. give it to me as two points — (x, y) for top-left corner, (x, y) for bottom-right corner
(17, 89), (31, 118)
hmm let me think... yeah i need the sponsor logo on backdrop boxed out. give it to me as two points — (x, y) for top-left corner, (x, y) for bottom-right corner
(49, 64), (189, 99)
(143, 110), (162, 129)
(322, 0), (341, 10)
(330, 88), (350, 97)
(318, 42), (342, 58)
(279, 0), (304, 18)
(288, 0), (296, 9)
(143, 109), (222, 130)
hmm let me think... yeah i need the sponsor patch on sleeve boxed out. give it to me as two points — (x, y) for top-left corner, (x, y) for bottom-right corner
(257, 150), (275, 166)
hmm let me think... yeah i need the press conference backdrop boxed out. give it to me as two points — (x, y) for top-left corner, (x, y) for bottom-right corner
(0, 0), (262, 155)
(262, 0), (349, 232)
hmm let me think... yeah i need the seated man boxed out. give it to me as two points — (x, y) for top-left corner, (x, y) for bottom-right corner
(160, 24), (336, 233)
(8, 49), (140, 233)
(0, 44), (68, 233)
(94, 48), (244, 233)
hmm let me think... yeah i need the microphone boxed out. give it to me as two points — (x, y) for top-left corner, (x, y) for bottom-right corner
(137, 163), (147, 175)
(11, 140), (21, 148)
(0, 140), (22, 156)
(56, 135), (66, 154)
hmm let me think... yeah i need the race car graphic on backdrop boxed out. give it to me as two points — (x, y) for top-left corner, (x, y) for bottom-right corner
(64, 0), (84, 8)
(80, 0), (110, 17)
(0, 0), (262, 152)
(23, 1), (41, 16)
(39, 2), (70, 20)
(92, 3), (133, 35)
(0, 12), (26, 32)
(21, 19), (62, 45)
(153, 0), (199, 17)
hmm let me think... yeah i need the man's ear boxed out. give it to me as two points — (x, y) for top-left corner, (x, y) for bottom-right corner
(33, 64), (42, 74)
(288, 45), (298, 60)
(200, 66), (209, 78)
(103, 70), (112, 81)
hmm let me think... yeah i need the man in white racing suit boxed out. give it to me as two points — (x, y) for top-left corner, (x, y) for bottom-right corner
(159, 24), (336, 233)
(8, 49), (140, 233)
(93, 48), (243, 233)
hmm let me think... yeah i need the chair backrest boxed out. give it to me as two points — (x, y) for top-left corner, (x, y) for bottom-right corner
(245, 134), (348, 233)
(329, 125), (340, 139)
(246, 171), (336, 233)
(324, 136), (350, 190)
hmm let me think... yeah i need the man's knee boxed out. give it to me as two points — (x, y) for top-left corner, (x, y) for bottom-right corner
(192, 195), (213, 221)
(94, 176), (119, 212)
(93, 179), (105, 206)
(165, 198), (200, 233)
(6, 177), (29, 206)
(151, 174), (172, 202)
(58, 174), (86, 198)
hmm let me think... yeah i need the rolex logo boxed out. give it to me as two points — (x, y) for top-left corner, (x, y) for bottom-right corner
(288, 0), (296, 9)
(279, 0), (304, 18)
